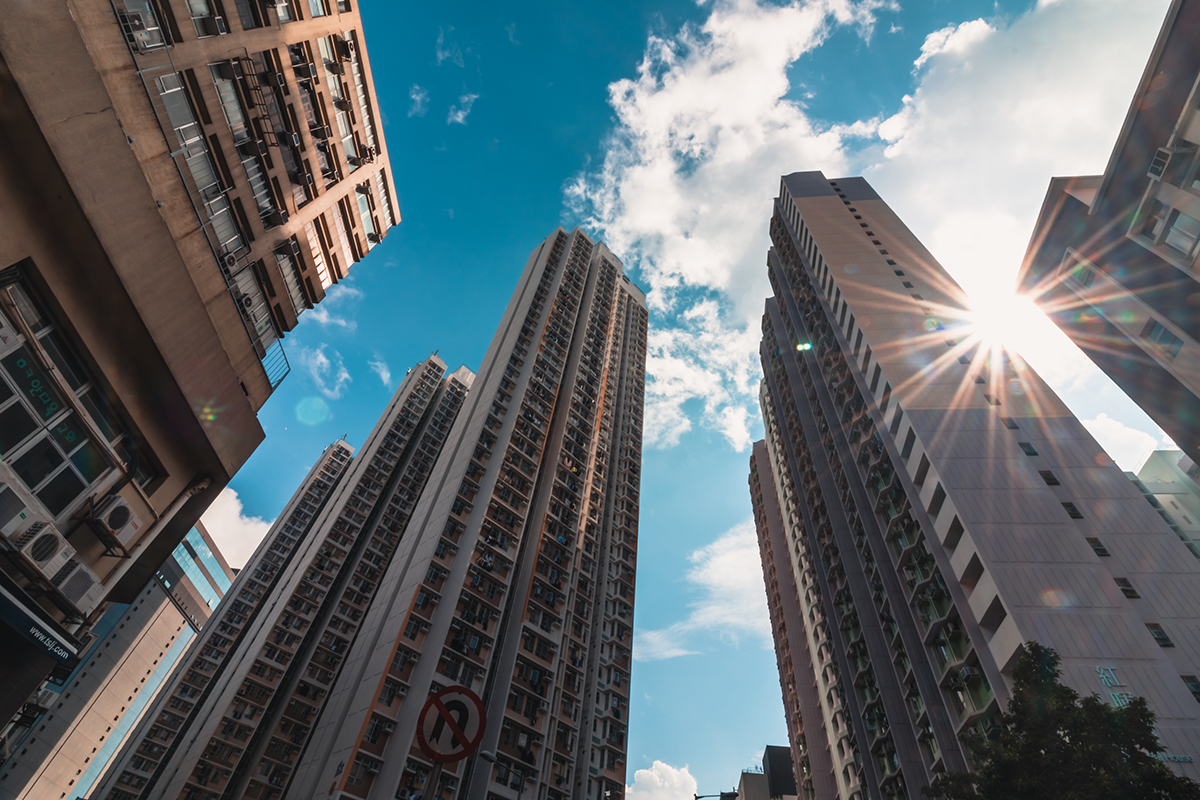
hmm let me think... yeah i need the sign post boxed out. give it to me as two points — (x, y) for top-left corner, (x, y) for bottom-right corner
(414, 685), (487, 799)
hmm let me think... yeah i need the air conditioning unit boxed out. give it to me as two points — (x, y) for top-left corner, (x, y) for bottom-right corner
(92, 495), (142, 546)
(14, 522), (75, 580)
(0, 481), (32, 538)
(51, 559), (105, 615)
(958, 666), (980, 684)
(295, 63), (319, 79)
(310, 125), (332, 140)
(289, 239), (302, 256)
(264, 209), (289, 227)
(222, 252), (240, 270)
(283, 131), (301, 148)
(265, 71), (287, 88)
(325, 61), (344, 75)
(301, 173), (315, 186)
(333, 98), (351, 111)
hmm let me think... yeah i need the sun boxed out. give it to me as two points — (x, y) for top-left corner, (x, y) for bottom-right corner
(964, 289), (1047, 358)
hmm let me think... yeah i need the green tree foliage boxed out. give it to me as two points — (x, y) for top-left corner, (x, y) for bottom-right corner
(925, 642), (1200, 800)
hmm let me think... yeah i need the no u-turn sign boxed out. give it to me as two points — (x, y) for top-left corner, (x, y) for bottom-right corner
(416, 685), (487, 763)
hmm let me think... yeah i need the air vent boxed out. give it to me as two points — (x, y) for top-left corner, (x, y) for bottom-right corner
(51, 559), (105, 615)
(91, 496), (143, 546)
(0, 482), (31, 538)
(14, 522), (75, 580)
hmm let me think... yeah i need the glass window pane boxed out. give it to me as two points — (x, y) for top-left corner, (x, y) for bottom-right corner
(39, 330), (89, 391)
(70, 440), (107, 483)
(0, 403), (38, 456)
(10, 286), (49, 334)
(81, 388), (121, 442)
(2, 347), (66, 421)
(37, 468), (85, 517)
(1166, 211), (1200, 256)
(50, 413), (89, 454)
(13, 437), (64, 490)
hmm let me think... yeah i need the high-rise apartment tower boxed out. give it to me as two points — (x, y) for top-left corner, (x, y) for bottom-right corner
(753, 171), (1200, 800)
(92, 438), (357, 800)
(288, 227), (647, 800)
(1020, 0), (1200, 464)
(0, 0), (396, 720)
(94, 356), (473, 800)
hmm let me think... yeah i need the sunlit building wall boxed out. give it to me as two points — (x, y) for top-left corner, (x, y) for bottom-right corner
(1020, 0), (1200, 465)
(754, 170), (1200, 800)
(0, 0), (397, 730)
(0, 523), (234, 800)
(288, 227), (647, 800)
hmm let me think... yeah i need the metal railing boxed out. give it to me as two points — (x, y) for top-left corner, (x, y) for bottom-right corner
(109, 0), (289, 388)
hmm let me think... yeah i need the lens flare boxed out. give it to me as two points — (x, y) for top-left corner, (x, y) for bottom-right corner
(1041, 589), (1074, 608)
(296, 396), (331, 425)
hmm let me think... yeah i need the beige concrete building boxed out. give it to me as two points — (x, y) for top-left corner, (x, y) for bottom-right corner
(0, 0), (396, 730)
(753, 171), (1200, 800)
(289, 228), (646, 800)
(0, 522), (234, 800)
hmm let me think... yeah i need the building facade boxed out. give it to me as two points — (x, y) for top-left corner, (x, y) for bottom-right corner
(754, 171), (1200, 800)
(0, 522), (234, 800)
(93, 360), (473, 800)
(1019, 0), (1200, 465)
(0, 0), (396, 722)
(287, 227), (647, 800)
(1132, 449), (1200, 559)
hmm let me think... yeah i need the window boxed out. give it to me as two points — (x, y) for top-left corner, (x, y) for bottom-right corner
(958, 355), (972, 365)
(901, 429), (916, 461)
(1164, 209), (1200, 258)
(1038, 470), (1060, 486)
(1070, 263), (1095, 288)
(1182, 675), (1200, 704)
(1086, 538), (1110, 557)
(902, 282), (913, 288)
(911, 294), (924, 301)
(983, 394), (1001, 406)
(890, 406), (904, 435)
(0, 288), (155, 516)
(928, 483), (947, 519)
(914, 455), (930, 488)
(1000, 417), (1019, 430)
(1018, 442), (1038, 456)
(870, 365), (882, 394)
(1114, 578), (1139, 599)
(1147, 623), (1174, 648)
(1143, 319), (1183, 359)
(1062, 502), (1084, 519)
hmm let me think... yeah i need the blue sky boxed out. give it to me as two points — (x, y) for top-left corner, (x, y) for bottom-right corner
(201, 0), (1176, 796)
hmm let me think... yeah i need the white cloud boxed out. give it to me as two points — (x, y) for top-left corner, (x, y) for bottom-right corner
(200, 488), (274, 569)
(626, 761), (698, 800)
(912, 18), (993, 70)
(447, 93), (480, 125)
(505, 22), (519, 45)
(568, 0), (897, 450)
(568, 0), (1171, 453)
(304, 283), (362, 332)
(408, 84), (429, 117)
(369, 356), (392, 387)
(1082, 413), (1158, 472)
(295, 344), (352, 400)
(435, 28), (463, 67)
(634, 519), (770, 661)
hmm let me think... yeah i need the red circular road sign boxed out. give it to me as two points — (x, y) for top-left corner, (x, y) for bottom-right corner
(415, 685), (487, 763)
